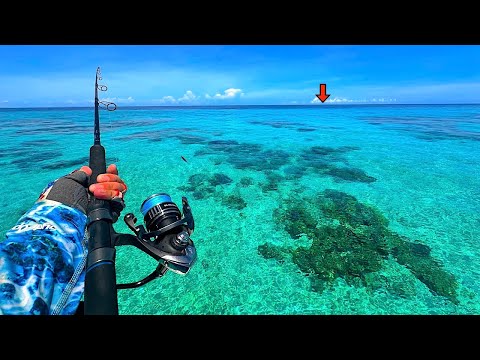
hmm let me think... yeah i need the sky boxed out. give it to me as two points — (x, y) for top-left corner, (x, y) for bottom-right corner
(0, 45), (480, 107)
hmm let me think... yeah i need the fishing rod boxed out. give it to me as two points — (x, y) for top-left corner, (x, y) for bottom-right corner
(84, 67), (197, 315)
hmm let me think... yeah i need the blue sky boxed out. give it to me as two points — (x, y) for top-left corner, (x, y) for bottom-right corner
(0, 45), (479, 107)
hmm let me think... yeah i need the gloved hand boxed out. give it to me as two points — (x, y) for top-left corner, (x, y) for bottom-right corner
(38, 164), (128, 222)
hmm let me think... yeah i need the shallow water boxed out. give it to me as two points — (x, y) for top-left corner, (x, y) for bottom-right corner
(0, 104), (479, 314)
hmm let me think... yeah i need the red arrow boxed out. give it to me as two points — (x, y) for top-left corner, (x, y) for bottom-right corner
(316, 84), (330, 103)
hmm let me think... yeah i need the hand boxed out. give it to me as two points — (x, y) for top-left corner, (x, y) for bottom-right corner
(39, 164), (128, 220)
(86, 164), (127, 223)
(86, 164), (128, 200)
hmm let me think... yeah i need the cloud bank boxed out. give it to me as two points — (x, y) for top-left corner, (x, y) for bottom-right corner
(205, 88), (244, 100)
(311, 96), (397, 104)
(155, 88), (244, 105)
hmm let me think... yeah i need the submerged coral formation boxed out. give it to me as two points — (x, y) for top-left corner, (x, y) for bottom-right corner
(325, 167), (376, 183)
(258, 189), (459, 304)
(173, 134), (209, 145)
(296, 146), (377, 183)
(194, 140), (291, 171)
(5, 136), (118, 172)
(178, 172), (248, 211)
(359, 115), (480, 142)
(221, 194), (247, 210)
(260, 171), (284, 193)
(192, 140), (375, 185)
(239, 177), (255, 187)
(178, 173), (233, 200)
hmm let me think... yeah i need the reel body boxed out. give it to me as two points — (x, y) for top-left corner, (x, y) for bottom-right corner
(114, 193), (197, 289)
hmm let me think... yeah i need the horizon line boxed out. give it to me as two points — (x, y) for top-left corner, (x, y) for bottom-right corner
(1, 103), (480, 110)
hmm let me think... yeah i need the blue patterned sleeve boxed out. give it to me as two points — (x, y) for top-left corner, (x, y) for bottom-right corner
(0, 199), (88, 315)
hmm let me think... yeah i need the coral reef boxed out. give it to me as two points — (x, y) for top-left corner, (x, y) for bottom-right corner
(282, 165), (307, 180)
(178, 173), (218, 199)
(239, 177), (255, 187)
(359, 115), (480, 142)
(194, 140), (292, 171)
(221, 194), (247, 210)
(260, 171), (284, 193)
(178, 172), (248, 211)
(295, 145), (376, 183)
(325, 167), (377, 183)
(249, 120), (306, 129)
(173, 134), (209, 145)
(258, 189), (459, 304)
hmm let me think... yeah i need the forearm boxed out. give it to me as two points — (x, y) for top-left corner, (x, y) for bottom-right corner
(0, 200), (87, 315)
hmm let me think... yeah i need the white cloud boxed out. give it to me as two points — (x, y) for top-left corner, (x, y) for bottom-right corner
(1, 100), (8, 103)
(100, 96), (135, 104)
(154, 90), (199, 105)
(329, 82), (480, 103)
(153, 88), (243, 105)
(311, 96), (398, 104)
(178, 90), (198, 102)
(156, 95), (177, 104)
(106, 69), (240, 100)
(328, 97), (355, 103)
(311, 96), (356, 103)
(0, 67), (242, 106)
(205, 88), (244, 100)
(121, 96), (135, 103)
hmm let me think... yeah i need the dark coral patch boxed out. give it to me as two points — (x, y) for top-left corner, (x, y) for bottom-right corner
(112, 119), (173, 128)
(115, 128), (206, 142)
(260, 150), (291, 170)
(282, 165), (307, 180)
(222, 148), (292, 172)
(178, 172), (233, 199)
(291, 225), (387, 282)
(11, 150), (63, 169)
(221, 194), (247, 210)
(299, 146), (348, 165)
(325, 167), (377, 183)
(318, 189), (389, 229)
(211, 173), (234, 186)
(15, 122), (91, 136)
(42, 156), (118, 171)
(42, 156), (89, 170)
(389, 234), (458, 303)
(177, 172), (248, 210)
(249, 120), (306, 129)
(296, 145), (375, 183)
(195, 140), (292, 172)
(173, 134), (209, 145)
(274, 205), (318, 239)
(239, 177), (254, 187)
(257, 243), (286, 263)
(260, 171), (284, 193)
(360, 115), (480, 142)
(310, 146), (344, 156)
(21, 139), (57, 146)
(258, 189), (459, 304)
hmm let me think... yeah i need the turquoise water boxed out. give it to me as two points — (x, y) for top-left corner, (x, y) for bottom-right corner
(0, 104), (479, 315)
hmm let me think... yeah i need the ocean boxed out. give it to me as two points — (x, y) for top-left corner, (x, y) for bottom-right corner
(0, 104), (479, 315)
